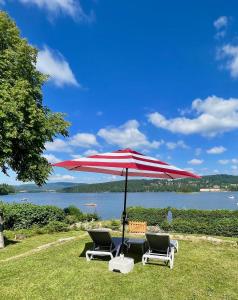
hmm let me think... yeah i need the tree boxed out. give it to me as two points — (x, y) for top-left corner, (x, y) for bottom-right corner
(0, 184), (15, 195)
(0, 11), (70, 247)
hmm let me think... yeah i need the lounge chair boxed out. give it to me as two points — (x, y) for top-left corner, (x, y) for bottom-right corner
(86, 229), (126, 261)
(142, 233), (178, 269)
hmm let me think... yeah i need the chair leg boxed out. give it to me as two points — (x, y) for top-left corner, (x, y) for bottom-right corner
(169, 251), (174, 269)
(86, 251), (91, 261)
(142, 255), (148, 265)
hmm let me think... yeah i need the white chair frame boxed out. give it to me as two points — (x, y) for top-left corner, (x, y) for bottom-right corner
(142, 247), (175, 269)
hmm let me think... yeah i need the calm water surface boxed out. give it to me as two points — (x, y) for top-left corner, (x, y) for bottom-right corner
(0, 192), (237, 219)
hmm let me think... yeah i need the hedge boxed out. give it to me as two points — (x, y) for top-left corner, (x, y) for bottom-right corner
(0, 203), (65, 230)
(127, 206), (238, 237)
(0, 202), (100, 230)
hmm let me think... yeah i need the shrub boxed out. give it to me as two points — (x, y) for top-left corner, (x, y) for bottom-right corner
(127, 206), (238, 237)
(81, 212), (100, 222)
(44, 221), (69, 233)
(65, 214), (79, 225)
(0, 202), (65, 230)
(64, 205), (83, 219)
(64, 205), (100, 222)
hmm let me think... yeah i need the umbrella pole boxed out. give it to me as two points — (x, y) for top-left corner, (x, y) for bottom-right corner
(121, 168), (128, 254)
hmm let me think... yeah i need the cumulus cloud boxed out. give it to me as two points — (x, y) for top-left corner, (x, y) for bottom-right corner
(45, 138), (72, 153)
(36, 46), (79, 87)
(83, 149), (99, 156)
(49, 173), (75, 181)
(206, 146), (226, 154)
(213, 16), (228, 38)
(45, 132), (98, 153)
(43, 153), (61, 164)
(70, 133), (98, 148)
(98, 120), (163, 150)
(188, 158), (204, 165)
(218, 44), (238, 78)
(148, 96), (238, 136)
(166, 140), (188, 150)
(19, 0), (94, 22)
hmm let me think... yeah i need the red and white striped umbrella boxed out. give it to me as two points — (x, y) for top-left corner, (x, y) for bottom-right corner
(53, 148), (200, 252)
(53, 148), (200, 180)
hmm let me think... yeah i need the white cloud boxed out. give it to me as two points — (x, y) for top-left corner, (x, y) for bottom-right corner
(98, 120), (163, 150)
(83, 149), (99, 156)
(43, 153), (61, 164)
(214, 16), (228, 30)
(36, 46), (79, 87)
(19, 0), (94, 22)
(70, 133), (98, 148)
(45, 132), (99, 154)
(188, 158), (204, 165)
(148, 96), (238, 136)
(214, 16), (228, 38)
(218, 159), (229, 165)
(218, 158), (238, 165)
(166, 140), (188, 150)
(218, 44), (238, 78)
(71, 154), (82, 159)
(49, 173), (75, 181)
(231, 165), (238, 170)
(45, 138), (72, 153)
(206, 146), (226, 154)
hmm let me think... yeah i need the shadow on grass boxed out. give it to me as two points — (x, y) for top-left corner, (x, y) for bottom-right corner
(79, 242), (145, 264)
(4, 237), (19, 247)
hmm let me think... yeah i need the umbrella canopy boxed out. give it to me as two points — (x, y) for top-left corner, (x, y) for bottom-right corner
(53, 148), (200, 253)
(53, 148), (200, 179)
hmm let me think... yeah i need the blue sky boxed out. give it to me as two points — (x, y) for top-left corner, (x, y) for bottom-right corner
(2, 0), (238, 184)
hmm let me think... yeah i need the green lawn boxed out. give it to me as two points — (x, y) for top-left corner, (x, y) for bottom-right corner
(0, 231), (237, 300)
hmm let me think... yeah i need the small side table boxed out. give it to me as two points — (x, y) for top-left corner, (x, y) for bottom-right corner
(126, 238), (147, 254)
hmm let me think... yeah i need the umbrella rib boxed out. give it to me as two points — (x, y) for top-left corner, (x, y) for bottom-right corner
(165, 172), (174, 180)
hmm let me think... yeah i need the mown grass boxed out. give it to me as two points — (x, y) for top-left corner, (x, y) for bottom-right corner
(0, 231), (237, 300)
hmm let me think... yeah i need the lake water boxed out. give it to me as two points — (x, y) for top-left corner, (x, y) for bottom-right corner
(1, 192), (238, 219)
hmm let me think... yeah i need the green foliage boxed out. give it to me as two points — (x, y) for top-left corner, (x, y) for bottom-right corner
(127, 207), (238, 237)
(64, 205), (100, 222)
(0, 202), (100, 230)
(0, 202), (65, 230)
(127, 206), (169, 225)
(0, 11), (70, 185)
(109, 219), (121, 230)
(44, 221), (69, 233)
(64, 205), (83, 219)
(0, 184), (15, 195)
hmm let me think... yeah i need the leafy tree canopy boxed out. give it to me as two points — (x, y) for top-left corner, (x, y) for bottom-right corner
(0, 11), (70, 185)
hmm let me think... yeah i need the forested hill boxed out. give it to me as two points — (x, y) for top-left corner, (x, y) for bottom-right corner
(14, 182), (81, 192)
(60, 174), (238, 193)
